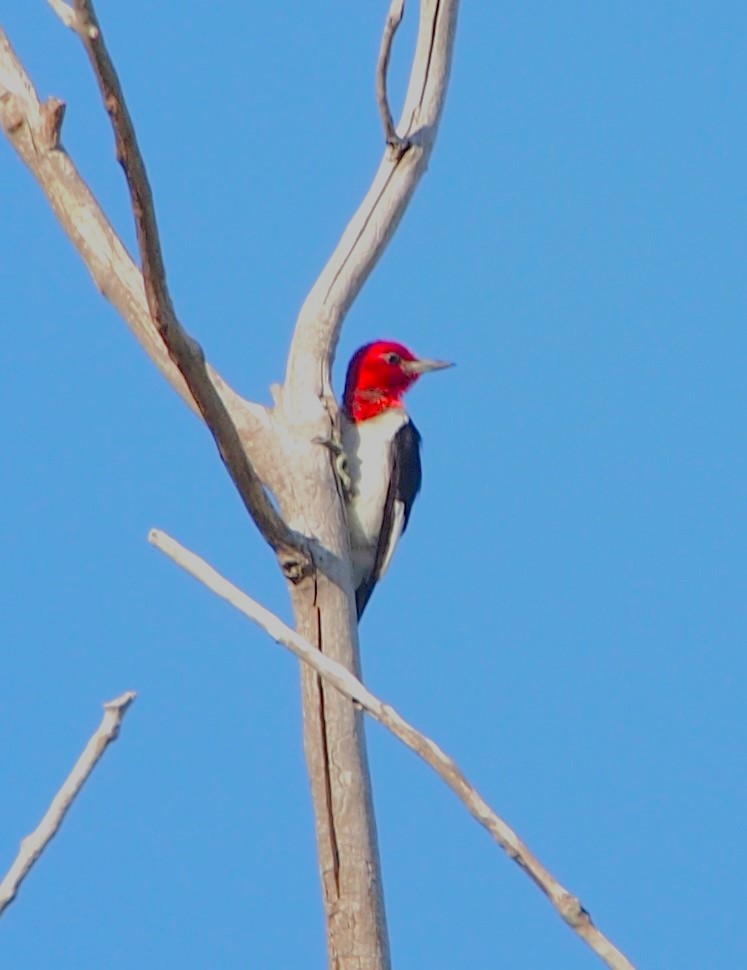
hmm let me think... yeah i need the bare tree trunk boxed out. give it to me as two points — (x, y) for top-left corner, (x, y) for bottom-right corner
(297, 604), (389, 968)
(266, 3), (462, 959)
(276, 384), (390, 967)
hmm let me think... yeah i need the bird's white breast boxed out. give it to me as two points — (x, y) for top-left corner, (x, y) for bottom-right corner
(341, 409), (408, 585)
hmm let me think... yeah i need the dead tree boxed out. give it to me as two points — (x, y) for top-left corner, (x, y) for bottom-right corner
(0, 3), (635, 968)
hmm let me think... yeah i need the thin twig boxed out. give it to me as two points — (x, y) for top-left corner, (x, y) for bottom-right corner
(149, 528), (636, 970)
(68, 0), (306, 573)
(376, 0), (409, 155)
(47, 0), (78, 30)
(0, 692), (136, 918)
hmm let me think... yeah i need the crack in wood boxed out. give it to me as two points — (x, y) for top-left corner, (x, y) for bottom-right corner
(315, 582), (341, 899)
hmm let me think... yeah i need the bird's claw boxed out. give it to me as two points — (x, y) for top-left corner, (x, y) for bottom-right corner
(314, 434), (353, 496)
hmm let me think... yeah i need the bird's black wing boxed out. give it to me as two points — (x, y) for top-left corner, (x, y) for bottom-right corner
(355, 420), (422, 618)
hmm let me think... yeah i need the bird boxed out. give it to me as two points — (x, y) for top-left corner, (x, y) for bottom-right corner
(341, 339), (452, 618)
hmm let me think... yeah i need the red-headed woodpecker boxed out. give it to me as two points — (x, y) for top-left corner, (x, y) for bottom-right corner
(341, 340), (452, 617)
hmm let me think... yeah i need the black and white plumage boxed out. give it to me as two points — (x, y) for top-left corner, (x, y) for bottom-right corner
(342, 410), (423, 617)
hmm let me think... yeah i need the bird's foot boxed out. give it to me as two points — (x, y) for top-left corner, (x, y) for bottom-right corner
(314, 434), (353, 497)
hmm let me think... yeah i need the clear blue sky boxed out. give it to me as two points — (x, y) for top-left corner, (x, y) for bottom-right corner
(2, 3), (746, 968)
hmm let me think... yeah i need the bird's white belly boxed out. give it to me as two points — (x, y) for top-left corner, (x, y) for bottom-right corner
(342, 409), (407, 585)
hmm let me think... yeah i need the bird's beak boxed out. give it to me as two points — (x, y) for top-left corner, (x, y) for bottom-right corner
(404, 357), (454, 375)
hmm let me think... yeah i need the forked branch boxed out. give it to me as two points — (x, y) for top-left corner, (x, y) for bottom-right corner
(0, 692), (136, 917)
(0, 33), (178, 413)
(68, 0), (304, 570)
(1, 25), (277, 493)
(270, 10), (461, 967)
(150, 529), (636, 970)
(283, 0), (459, 417)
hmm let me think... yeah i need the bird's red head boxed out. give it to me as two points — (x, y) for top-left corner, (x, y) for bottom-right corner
(343, 340), (452, 422)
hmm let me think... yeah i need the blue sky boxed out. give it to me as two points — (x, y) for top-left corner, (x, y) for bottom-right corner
(2, 3), (746, 968)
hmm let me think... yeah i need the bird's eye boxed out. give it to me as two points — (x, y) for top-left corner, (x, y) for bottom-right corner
(385, 352), (401, 365)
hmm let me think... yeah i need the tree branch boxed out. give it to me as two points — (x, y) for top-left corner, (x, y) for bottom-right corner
(0, 31), (272, 497)
(0, 691), (136, 918)
(149, 529), (636, 970)
(376, 0), (408, 154)
(283, 0), (459, 416)
(47, 0), (77, 30)
(0, 32), (189, 415)
(67, 0), (305, 571)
